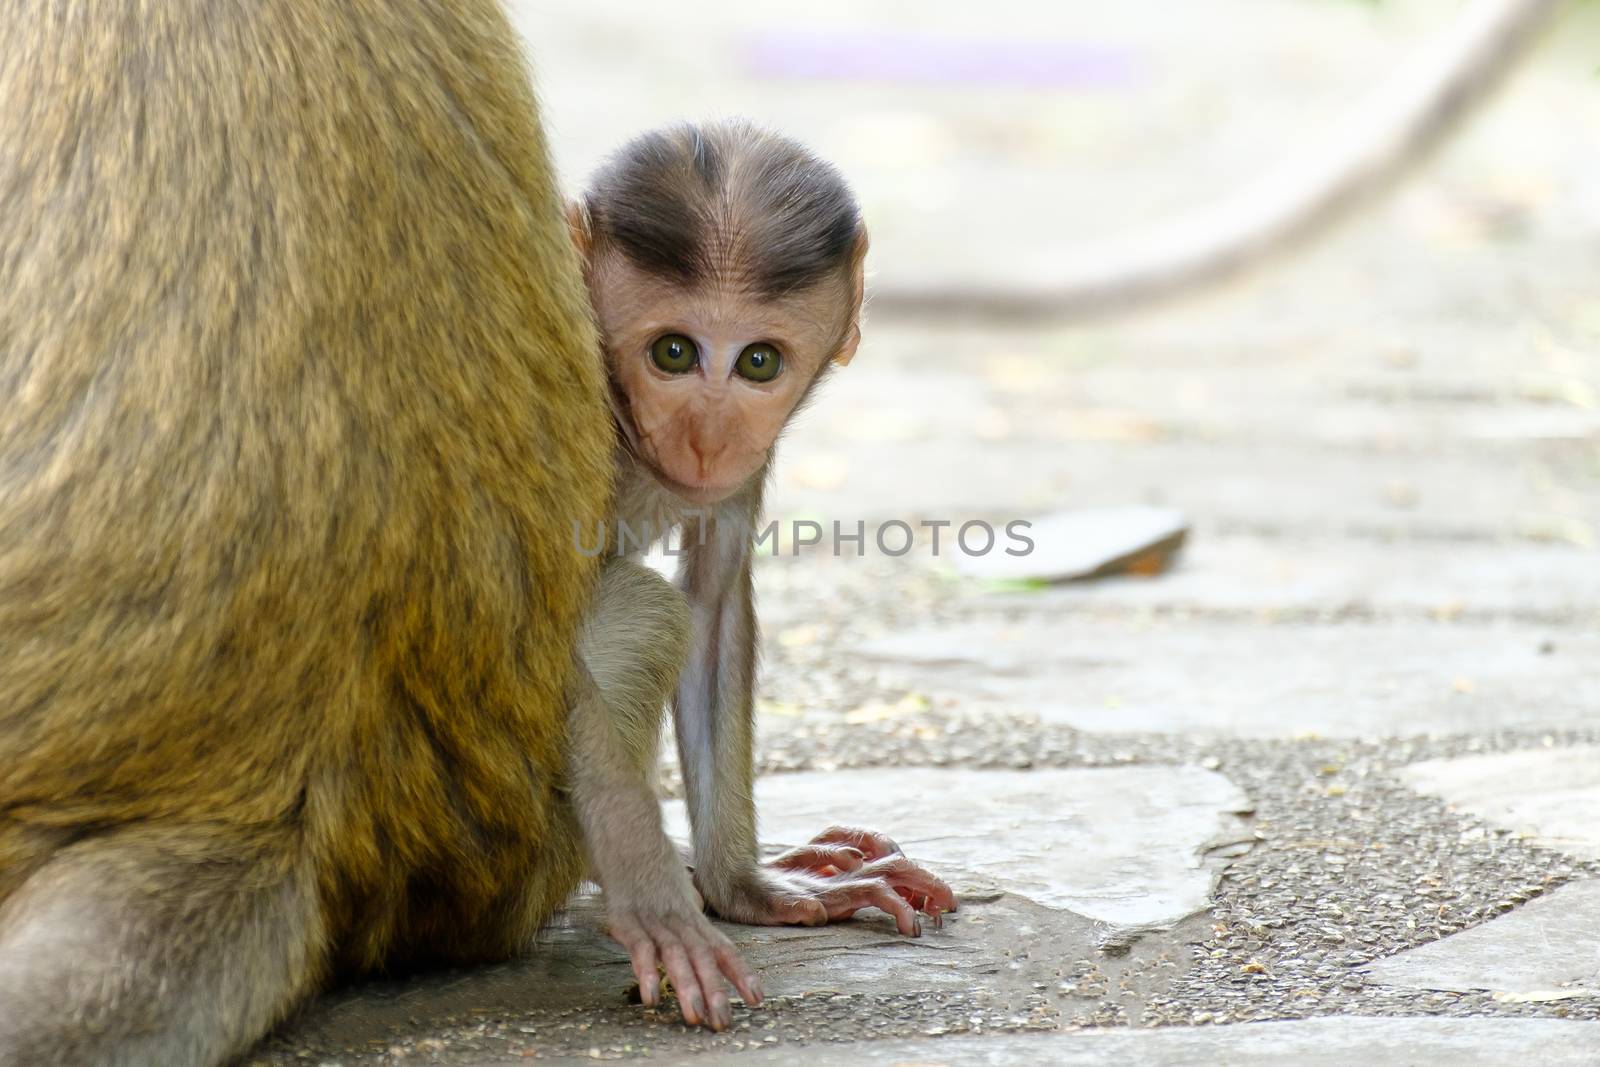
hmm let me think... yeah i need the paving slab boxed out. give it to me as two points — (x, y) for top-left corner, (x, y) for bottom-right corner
(858, 620), (1600, 738)
(257, 874), (1198, 1064)
(948, 506), (1189, 582)
(765, 437), (1598, 540)
(530, 1017), (1600, 1067)
(1364, 879), (1600, 1000)
(261, 889), (1098, 1060)
(1398, 747), (1600, 860)
(975, 536), (1600, 622)
(796, 346), (1600, 467)
(966, 361), (1600, 449)
(663, 767), (1254, 926)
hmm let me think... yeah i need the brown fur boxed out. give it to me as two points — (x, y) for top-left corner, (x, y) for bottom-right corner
(0, 1), (610, 1062)
(581, 121), (861, 301)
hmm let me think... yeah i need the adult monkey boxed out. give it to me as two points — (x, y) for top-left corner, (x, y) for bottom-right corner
(873, 0), (1560, 320)
(0, 1), (617, 1064)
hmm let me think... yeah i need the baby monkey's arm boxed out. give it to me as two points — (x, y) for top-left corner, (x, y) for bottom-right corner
(672, 499), (957, 934)
(568, 558), (761, 1031)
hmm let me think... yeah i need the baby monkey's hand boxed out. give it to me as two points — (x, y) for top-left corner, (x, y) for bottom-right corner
(606, 878), (762, 1032)
(699, 826), (958, 936)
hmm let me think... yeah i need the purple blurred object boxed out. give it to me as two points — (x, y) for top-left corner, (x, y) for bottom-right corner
(741, 28), (1141, 89)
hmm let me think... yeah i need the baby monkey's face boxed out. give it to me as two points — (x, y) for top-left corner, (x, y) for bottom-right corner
(590, 250), (857, 505)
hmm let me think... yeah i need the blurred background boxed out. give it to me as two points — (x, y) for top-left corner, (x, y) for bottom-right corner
(516, 0), (1598, 542)
(509, 0), (1598, 739)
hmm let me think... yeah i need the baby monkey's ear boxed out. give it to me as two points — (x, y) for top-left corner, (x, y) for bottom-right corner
(831, 224), (871, 368)
(566, 199), (594, 262)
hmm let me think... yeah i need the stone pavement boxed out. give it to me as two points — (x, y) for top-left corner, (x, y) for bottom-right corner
(252, 1), (1600, 1063)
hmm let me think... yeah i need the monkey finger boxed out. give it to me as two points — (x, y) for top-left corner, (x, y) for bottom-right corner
(656, 938), (707, 1028)
(915, 896), (947, 929)
(607, 918), (662, 1004)
(809, 826), (901, 861)
(712, 938), (764, 1008)
(626, 938), (662, 1007)
(768, 894), (829, 927)
(811, 878), (919, 935)
(895, 888), (936, 919)
(769, 844), (866, 875)
(895, 886), (950, 923)
(681, 932), (733, 1031)
(863, 855), (959, 914)
(836, 879), (922, 936)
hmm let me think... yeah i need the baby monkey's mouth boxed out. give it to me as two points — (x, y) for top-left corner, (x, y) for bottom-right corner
(653, 466), (747, 507)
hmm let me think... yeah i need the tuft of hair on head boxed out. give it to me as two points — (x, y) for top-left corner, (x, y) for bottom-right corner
(583, 119), (862, 300)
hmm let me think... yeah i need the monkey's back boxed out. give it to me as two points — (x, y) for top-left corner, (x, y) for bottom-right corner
(0, 0), (609, 968)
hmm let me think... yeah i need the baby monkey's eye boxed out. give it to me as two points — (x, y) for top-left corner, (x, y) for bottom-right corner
(734, 343), (782, 383)
(650, 334), (699, 374)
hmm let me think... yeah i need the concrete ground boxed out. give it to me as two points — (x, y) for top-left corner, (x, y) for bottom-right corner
(253, 1), (1600, 1063)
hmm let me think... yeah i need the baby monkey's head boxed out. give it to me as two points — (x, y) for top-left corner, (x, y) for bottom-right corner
(572, 120), (867, 505)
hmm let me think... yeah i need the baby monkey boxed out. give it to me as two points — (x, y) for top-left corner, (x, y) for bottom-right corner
(564, 121), (956, 1030)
